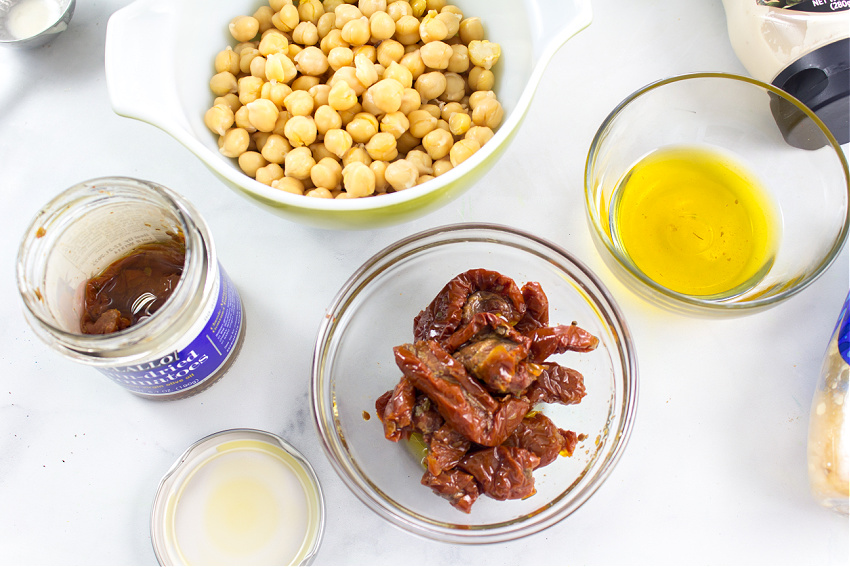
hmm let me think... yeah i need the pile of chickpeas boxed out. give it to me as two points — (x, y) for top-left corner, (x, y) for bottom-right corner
(205, 0), (504, 199)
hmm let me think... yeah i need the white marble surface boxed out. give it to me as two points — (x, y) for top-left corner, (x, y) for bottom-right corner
(1, 0), (848, 565)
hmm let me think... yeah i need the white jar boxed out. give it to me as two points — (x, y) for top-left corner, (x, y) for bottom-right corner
(722, 0), (849, 146)
(16, 177), (246, 400)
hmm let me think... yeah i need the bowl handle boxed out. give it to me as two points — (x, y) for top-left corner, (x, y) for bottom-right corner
(104, 0), (181, 128)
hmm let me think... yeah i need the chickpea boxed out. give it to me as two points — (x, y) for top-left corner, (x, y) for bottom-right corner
(447, 44), (469, 73)
(258, 31), (288, 56)
(214, 93), (241, 114)
(246, 98), (279, 132)
(284, 146), (316, 179)
(448, 111), (471, 136)
(291, 47), (327, 77)
(331, 66), (368, 95)
(342, 145), (372, 167)
(394, 15), (420, 45)
(370, 160), (389, 192)
(306, 187), (334, 199)
(414, 71), (447, 101)
(435, 10), (460, 38)
(426, 0), (447, 10)
(328, 80), (359, 111)
(360, 89), (382, 116)
(354, 54), (379, 88)
(465, 125), (494, 146)
(406, 149), (433, 175)
(385, 158), (419, 190)
(229, 16), (260, 42)
(432, 156), (453, 176)
(410, 0), (426, 17)
(249, 55), (268, 80)
(396, 130), (421, 155)
(238, 75), (265, 105)
(408, 108), (438, 138)
(311, 156), (343, 190)
(215, 47), (240, 75)
(365, 132), (398, 161)
(334, 4), (363, 27)
(317, 12), (336, 38)
(382, 61), (413, 89)
(380, 111), (409, 139)
(253, 131), (272, 153)
(210, 71), (238, 96)
(449, 138), (480, 166)
(255, 162), (285, 185)
(419, 40), (452, 69)
(272, 177), (306, 195)
(341, 16), (370, 46)
(253, 6), (275, 33)
(314, 104), (343, 135)
(467, 65), (495, 91)
(272, 110), (293, 136)
(219, 128), (250, 158)
(346, 112), (379, 144)
(327, 47), (354, 71)
(265, 52), (297, 83)
(376, 38), (404, 67)
(259, 133), (291, 163)
(468, 40), (500, 70)
(342, 161), (376, 197)
(421, 127), (453, 160)
(468, 90), (495, 109)
(471, 96), (503, 129)
(272, 4), (300, 32)
(269, 0), (292, 12)
(204, 104), (234, 136)
(234, 105), (257, 133)
(386, 0), (412, 21)
(367, 79), (404, 113)
(459, 16), (484, 44)
(287, 43), (304, 59)
(298, 0), (325, 24)
(354, 44), (377, 62)
(399, 49), (425, 79)
(420, 103), (442, 118)
(310, 141), (337, 162)
(398, 87), (422, 115)
(369, 10), (395, 40)
(324, 128), (354, 158)
(338, 102), (363, 126)
(238, 151), (268, 177)
(284, 115), (317, 147)
(261, 81), (292, 108)
(309, 83), (332, 107)
(283, 90), (315, 117)
(358, 0), (386, 17)
(320, 29), (349, 54)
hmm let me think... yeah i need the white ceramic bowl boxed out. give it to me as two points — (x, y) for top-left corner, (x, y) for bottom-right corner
(104, 0), (592, 229)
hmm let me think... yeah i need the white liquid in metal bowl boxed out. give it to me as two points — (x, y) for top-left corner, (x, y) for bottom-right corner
(5, 0), (61, 40)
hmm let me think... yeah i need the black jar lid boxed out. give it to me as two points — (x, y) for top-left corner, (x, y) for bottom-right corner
(771, 38), (849, 149)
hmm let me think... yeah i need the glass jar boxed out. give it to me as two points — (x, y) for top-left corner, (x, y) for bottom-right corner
(16, 177), (246, 400)
(808, 291), (850, 515)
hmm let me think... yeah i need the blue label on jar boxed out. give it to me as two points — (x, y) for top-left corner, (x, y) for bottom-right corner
(838, 292), (850, 365)
(97, 263), (243, 396)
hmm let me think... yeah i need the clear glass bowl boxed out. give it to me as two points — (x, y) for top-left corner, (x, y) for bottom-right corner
(585, 73), (849, 314)
(311, 224), (638, 543)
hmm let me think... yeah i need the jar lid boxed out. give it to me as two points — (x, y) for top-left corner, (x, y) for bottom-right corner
(771, 38), (849, 148)
(151, 429), (325, 566)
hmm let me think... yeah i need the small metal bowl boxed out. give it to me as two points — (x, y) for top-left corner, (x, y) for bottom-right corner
(0, 0), (75, 49)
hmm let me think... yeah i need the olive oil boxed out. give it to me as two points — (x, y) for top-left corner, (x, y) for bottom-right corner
(610, 146), (779, 298)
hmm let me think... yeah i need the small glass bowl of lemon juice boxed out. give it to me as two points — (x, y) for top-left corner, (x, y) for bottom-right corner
(151, 429), (324, 566)
(586, 73), (849, 313)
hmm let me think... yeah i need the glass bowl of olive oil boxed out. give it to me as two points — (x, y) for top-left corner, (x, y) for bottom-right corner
(585, 73), (849, 313)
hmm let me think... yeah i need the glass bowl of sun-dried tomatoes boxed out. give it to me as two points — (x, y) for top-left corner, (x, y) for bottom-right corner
(311, 223), (638, 543)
